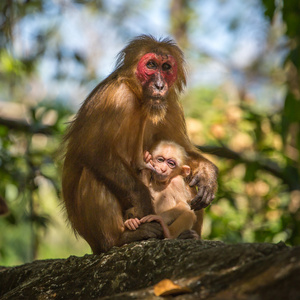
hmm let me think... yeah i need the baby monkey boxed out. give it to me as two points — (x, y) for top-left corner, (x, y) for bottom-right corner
(125, 141), (197, 239)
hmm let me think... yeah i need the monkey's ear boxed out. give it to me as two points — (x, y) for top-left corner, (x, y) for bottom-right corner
(181, 165), (191, 178)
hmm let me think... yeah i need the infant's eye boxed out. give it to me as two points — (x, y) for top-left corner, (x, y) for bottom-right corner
(167, 159), (176, 168)
(157, 157), (164, 163)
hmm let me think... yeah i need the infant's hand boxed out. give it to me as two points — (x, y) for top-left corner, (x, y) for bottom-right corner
(124, 218), (141, 230)
(144, 151), (152, 163)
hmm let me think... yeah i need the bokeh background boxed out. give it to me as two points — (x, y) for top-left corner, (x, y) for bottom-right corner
(0, 0), (299, 266)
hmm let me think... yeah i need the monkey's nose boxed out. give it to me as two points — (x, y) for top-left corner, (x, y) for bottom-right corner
(160, 166), (167, 173)
(155, 81), (165, 91)
(154, 73), (165, 91)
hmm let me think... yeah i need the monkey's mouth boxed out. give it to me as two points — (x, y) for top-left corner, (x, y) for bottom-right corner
(149, 98), (167, 113)
(152, 98), (163, 105)
(149, 95), (166, 105)
(153, 172), (169, 183)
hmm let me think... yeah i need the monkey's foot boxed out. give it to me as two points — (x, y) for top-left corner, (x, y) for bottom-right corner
(177, 230), (200, 240)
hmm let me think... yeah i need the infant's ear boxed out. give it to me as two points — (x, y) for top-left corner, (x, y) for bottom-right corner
(181, 165), (191, 178)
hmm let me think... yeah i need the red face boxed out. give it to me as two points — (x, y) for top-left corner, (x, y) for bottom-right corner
(136, 53), (178, 99)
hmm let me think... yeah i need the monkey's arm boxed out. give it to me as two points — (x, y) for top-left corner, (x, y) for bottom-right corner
(118, 222), (164, 245)
(140, 215), (171, 238)
(66, 104), (155, 217)
(186, 151), (218, 210)
(85, 158), (155, 217)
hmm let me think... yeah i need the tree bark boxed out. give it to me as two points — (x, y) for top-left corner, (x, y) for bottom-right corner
(0, 240), (299, 299)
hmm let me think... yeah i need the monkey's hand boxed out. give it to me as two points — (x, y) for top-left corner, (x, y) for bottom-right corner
(144, 151), (152, 163)
(143, 151), (156, 172)
(189, 161), (218, 210)
(124, 218), (141, 231)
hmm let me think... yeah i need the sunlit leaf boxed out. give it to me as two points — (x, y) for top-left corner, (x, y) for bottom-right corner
(153, 279), (192, 297)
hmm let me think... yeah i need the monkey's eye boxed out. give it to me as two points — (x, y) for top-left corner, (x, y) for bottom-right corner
(146, 60), (157, 70)
(162, 63), (171, 71)
(157, 157), (165, 163)
(167, 159), (176, 168)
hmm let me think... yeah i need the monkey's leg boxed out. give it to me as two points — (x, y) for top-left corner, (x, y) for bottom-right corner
(192, 209), (204, 238)
(74, 168), (125, 253)
(75, 168), (163, 253)
(177, 230), (199, 240)
(177, 208), (203, 240)
(168, 210), (196, 239)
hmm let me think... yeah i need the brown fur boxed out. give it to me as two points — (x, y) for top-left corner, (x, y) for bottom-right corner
(62, 35), (217, 253)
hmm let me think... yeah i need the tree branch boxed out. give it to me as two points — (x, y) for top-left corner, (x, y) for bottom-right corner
(1, 116), (298, 191)
(197, 145), (300, 191)
(0, 116), (54, 135)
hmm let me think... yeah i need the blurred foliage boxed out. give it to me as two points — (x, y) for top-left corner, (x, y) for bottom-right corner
(0, 0), (299, 266)
(184, 87), (299, 245)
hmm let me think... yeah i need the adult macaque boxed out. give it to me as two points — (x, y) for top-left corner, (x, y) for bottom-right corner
(125, 141), (203, 239)
(62, 35), (218, 254)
